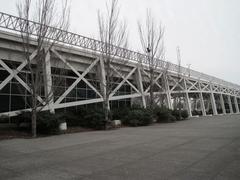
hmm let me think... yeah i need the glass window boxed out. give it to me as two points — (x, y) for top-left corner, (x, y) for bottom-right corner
(0, 95), (9, 112)
(11, 95), (25, 111)
(0, 83), (10, 94)
(11, 83), (26, 95)
(77, 89), (86, 98)
(0, 70), (9, 81)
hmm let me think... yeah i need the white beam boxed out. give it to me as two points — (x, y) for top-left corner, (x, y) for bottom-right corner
(228, 95), (233, 114)
(210, 84), (218, 115)
(220, 94), (226, 114)
(183, 78), (192, 117)
(234, 96), (240, 113)
(134, 66), (146, 108)
(43, 49), (55, 113)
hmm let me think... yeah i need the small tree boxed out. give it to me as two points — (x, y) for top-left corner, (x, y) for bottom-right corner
(138, 9), (165, 108)
(17, 0), (70, 137)
(97, 0), (128, 127)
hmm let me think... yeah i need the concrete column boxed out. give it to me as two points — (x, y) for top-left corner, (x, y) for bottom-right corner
(43, 49), (55, 113)
(135, 66), (146, 108)
(228, 95), (233, 114)
(198, 81), (206, 116)
(234, 96), (239, 113)
(183, 78), (192, 117)
(98, 58), (109, 110)
(210, 84), (218, 115)
(199, 92), (206, 116)
(210, 93), (218, 115)
(164, 74), (173, 109)
(185, 92), (192, 117)
(220, 94), (226, 114)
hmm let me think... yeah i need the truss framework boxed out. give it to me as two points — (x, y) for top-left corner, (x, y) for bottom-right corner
(0, 11), (239, 90)
(0, 12), (239, 117)
(0, 46), (239, 117)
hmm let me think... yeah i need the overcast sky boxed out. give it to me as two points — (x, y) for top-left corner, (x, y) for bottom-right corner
(0, 0), (239, 85)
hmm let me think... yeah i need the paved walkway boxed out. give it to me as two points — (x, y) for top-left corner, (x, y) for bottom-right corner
(0, 114), (240, 180)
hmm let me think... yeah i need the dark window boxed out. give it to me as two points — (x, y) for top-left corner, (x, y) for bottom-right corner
(0, 95), (9, 112)
(11, 83), (26, 95)
(0, 70), (9, 81)
(0, 83), (10, 94)
(77, 89), (86, 98)
(11, 95), (25, 111)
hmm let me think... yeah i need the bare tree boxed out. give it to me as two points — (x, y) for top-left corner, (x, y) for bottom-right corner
(17, 0), (70, 137)
(97, 0), (128, 127)
(138, 9), (165, 108)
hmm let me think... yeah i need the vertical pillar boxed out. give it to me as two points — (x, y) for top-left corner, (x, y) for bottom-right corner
(228, 95), (233, 114)
(135, 65), (146, 108)
(220, 94), (226, 114)
(164, 74), (173, 109)
(98, 58), (109, 109)
(198, 81), (206, 116)
(234, 96), (239, 113)
(210, 84), (217, 115)
(199, 92), (206, 116)
(185, 93), (192, 117)
(183, 78), (192, 117)
(44, 49), (55, 113)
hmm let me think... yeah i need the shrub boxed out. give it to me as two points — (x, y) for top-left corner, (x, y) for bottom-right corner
(59, 111), (80, 127)
(192, 110), (202, 116)
(123, 108), (153, 127)
(172, 110), (189, 120)
(172, 109), (181, 120)
(181, 110), (189, 119)
(111, 107), (130, 120)
(156, 107), (175, 123)
(37, 112), (63, 135)
(83, 108), (106, 130)
(0, 115), (9, 123)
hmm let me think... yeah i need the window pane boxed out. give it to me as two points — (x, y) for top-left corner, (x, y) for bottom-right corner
(0, 95), (9, 112)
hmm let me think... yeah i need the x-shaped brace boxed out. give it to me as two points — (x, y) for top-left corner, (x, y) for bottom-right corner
(52, 49), (102, 104)
(142, 70), (163, 93)
(109, 66), (137, 98)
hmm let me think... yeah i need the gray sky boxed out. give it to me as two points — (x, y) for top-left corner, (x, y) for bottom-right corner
(0, 0), (239, 85)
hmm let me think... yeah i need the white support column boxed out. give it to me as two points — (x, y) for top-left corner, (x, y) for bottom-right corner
(43, 49), (55, 113)
(234, 96), (239, 113)
(185, 92), (192, 117)
(210, 84), (218, 115)
(164, 74), (173, 109)
(183, 78), (192, 117)
(198, 81), (206, 116)
(199, 92), (206, 116)
(228, 95), (233, 114)
(135, 66), (146, 108)
(220, 94), (226, 114)
(98, 58), (108, 109)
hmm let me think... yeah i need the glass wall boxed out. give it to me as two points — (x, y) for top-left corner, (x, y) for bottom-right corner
(0, 60), (131, 117)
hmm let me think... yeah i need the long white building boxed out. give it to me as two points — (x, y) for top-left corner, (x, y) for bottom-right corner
(0, 12), (240, 122)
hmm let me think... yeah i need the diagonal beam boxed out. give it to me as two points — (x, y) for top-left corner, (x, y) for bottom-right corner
(186, 79), (199, 90)
(0, 58), (45, 105)
(168, 75), (184, 91)
(144, 72), (163, 93)
(52, 49), (101, 104)
(110, 65), (140, 94)
(0, 50), (37, 90)
(109, 67), (137, 98)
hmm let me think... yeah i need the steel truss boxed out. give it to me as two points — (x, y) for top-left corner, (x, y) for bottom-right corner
(0, 11), (239, 117)
(0, 11), (240, 90)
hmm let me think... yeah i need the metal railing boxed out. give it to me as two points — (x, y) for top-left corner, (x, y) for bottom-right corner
(0, 11), (239, 90)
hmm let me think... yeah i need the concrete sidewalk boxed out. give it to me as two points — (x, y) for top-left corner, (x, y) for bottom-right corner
(0, 114), (240, 180)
